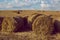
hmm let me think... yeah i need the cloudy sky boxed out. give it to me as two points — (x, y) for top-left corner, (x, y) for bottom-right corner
(0, 0), (60, 11)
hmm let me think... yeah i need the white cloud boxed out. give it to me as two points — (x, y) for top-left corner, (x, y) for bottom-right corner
(40, 1), (50, 9)
(32, 1), (39, 4)
(54, 0), (60, 2)
(0, 4), (4, 8)
(5, 3), (13, 8)
(25, 0), (28, 2)
(40, 3), (50, 9)
(53, 0), (60, 4)
(0, 4), (2, 7)
(41, 0), (45, 4)
(24, 0), (40, 4)
(15, 2), (31, 7)
(14, 0), (19, 3)
(41, 4), (46, 8)
(52, 0), (60, 8)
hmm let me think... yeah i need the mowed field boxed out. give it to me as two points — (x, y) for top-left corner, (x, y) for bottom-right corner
(0, 10), (60, 19)
(0, 10), (60, 40)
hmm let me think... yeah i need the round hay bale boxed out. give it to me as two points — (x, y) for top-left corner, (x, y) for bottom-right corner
(27, 13), (43, 29)
(32, 15), (54, 35)
(1, 17), (16, 33)
(28, 13), (42, 23)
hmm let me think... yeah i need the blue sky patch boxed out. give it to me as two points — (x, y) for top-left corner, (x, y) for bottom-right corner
(0, 0), (60, 11)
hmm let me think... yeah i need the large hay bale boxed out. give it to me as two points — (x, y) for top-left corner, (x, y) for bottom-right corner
(28, 14), (54, 40)
(1, 17), (24, 33)
(32, 14), (54, 40)
(28, 13), (42, 23)
(27, 13), (43, 29)
(1, 17), (16, 33)
(32, 14), (54, 35)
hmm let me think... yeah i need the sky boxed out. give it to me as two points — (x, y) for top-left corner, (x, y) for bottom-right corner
(0, 0), (60, 11)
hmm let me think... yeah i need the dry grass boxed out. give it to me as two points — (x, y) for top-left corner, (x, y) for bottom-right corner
(0, 10), (60, 40)
(0, 31), (37, 40)
(0, 32), (60, 40)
